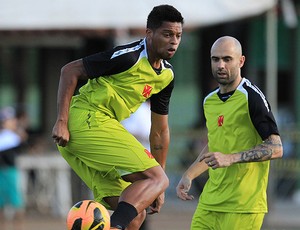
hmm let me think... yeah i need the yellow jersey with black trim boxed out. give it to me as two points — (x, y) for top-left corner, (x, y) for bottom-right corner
(71, 38), (175, 121)
(200, 78), (279, 213)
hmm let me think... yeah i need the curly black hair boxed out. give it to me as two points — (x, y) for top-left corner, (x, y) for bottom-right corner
(147, 4), (184, 30)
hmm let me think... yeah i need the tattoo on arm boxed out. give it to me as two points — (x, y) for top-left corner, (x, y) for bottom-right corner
(240, 148), (272, 162)
(240, 135), (282, 162)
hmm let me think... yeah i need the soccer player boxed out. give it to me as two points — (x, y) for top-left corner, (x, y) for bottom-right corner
(52, 5), (184, 230)
(176, 36), (283, 230)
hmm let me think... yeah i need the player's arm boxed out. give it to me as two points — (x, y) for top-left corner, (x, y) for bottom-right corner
(149, 77), (174, 169)
(200, 134), (283, 169)
(149, 112), (170, 170)
(52, 59), (88, 147)
(147, 112), (169, 214)
(176, 145), (209, 200)
(235, 134), (283, 162)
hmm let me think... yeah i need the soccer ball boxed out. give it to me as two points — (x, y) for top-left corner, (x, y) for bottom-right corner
(67, 200), (110, 230)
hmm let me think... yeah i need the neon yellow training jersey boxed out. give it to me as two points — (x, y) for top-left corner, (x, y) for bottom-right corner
(200, 78), (279, 213)
(72, 38), (175, 121)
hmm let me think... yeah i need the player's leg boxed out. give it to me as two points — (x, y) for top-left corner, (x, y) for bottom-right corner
(120, 165), (168, 213)
(191, 207), (265, 230)
(107, 165), (168, 229)
(81, 113), (167, 229)
(59, 145), (143, 229)
(220, 212), (265, 230)
(190, 208), (217, 230)
(104, 196), (147, 230)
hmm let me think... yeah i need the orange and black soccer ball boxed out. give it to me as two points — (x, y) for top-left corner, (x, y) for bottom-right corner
(66, 200), (110, 230)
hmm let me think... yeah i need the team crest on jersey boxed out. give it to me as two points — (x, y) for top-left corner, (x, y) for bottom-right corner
(142, 84), (153, 98)
(144, 149), (154, 159)
(218, 115), (224, 127)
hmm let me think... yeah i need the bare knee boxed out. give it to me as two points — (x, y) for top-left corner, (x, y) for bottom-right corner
(150, 166), (169, 191)
(123, 165), (169, 192)
(154, 168), (169, 192)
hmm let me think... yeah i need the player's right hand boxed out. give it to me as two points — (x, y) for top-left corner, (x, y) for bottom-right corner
(52, 120), (70, 147)
(148, 192), (165, 215)
(176, 176), (194, 201)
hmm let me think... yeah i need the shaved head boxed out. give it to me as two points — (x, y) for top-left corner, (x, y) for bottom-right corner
(211, 36), (242, 57)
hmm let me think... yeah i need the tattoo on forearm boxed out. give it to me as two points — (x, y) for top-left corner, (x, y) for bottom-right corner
(240, 149), (272, 162)
(240, 136), (282, 162)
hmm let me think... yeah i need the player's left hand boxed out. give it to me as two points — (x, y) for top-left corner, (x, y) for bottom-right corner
(176, 176), (194, 201)
(199, 152), (233, 169)
(148, 192), (165, 215)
